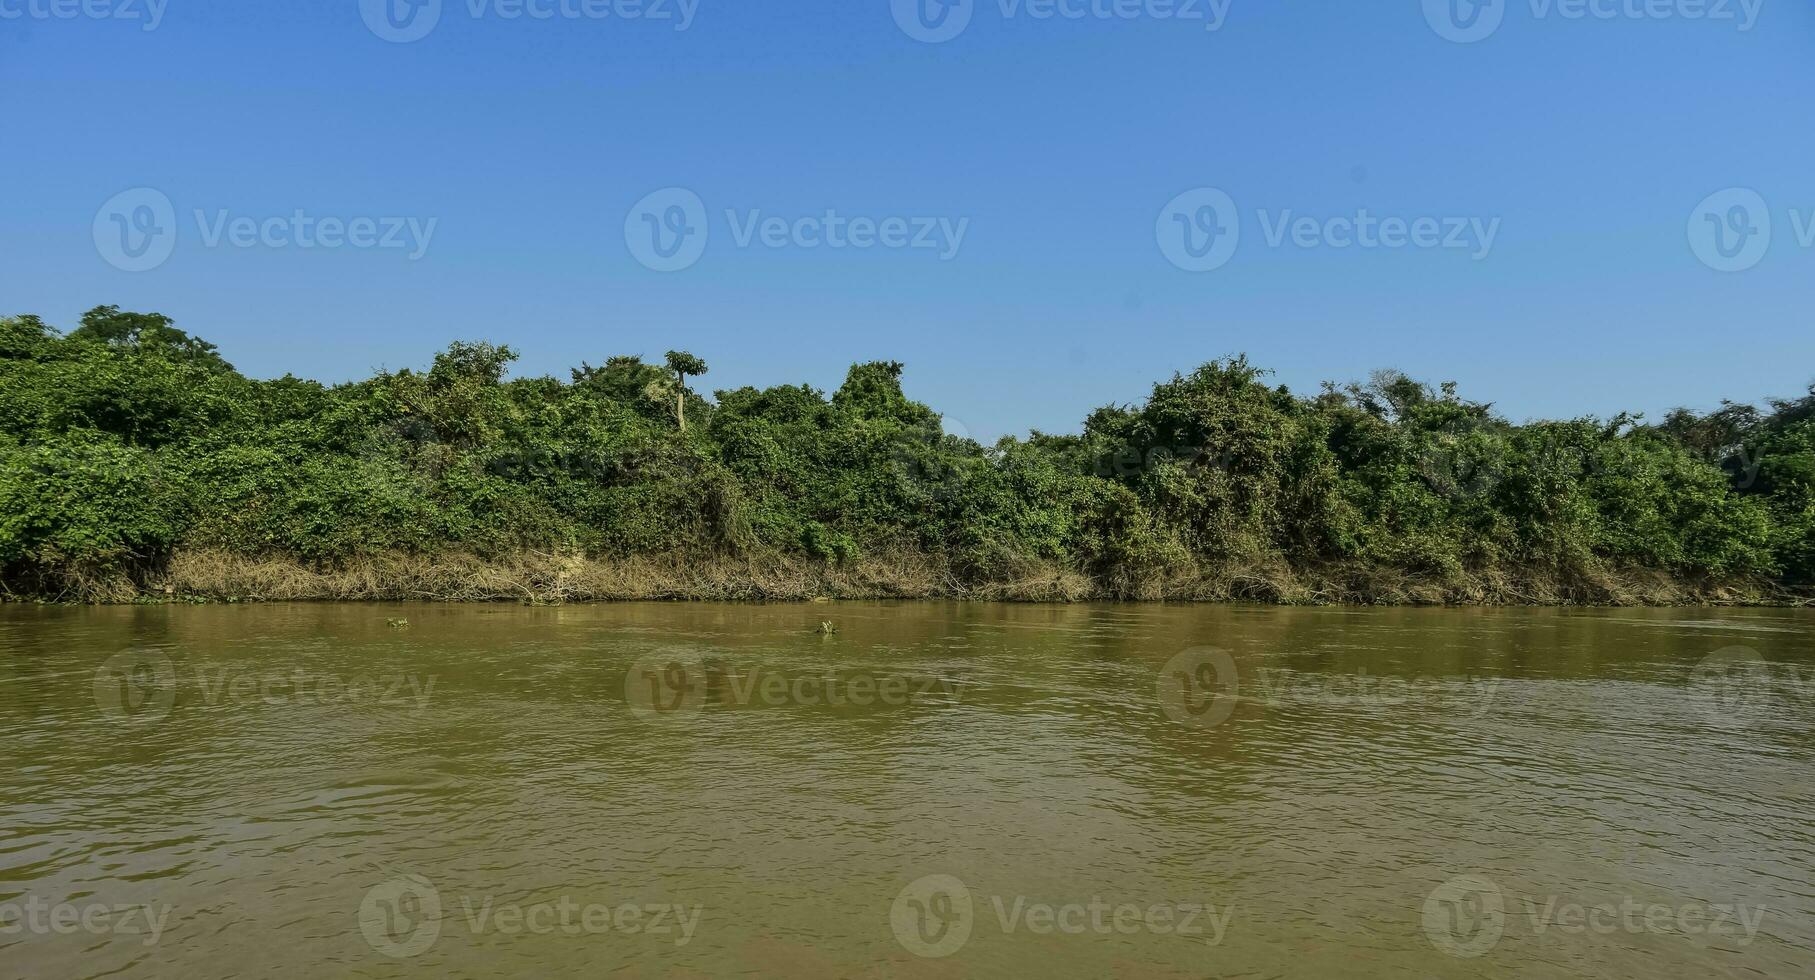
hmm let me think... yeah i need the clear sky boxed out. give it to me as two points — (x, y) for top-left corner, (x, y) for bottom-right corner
(4, 0), (1812, 441)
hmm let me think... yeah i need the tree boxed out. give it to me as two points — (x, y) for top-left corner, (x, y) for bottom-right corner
(69, 305), (233, 372)
(664, 351), (708, 431)
(831, 360), (939, 428)
(0, 315), (56, 360)
(3, 304), (1809, 603)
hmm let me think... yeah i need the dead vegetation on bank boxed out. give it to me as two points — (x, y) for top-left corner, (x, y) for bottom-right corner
(3, 548), (1790, 607)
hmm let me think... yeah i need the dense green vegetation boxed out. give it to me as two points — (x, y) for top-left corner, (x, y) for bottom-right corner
(2, 307), (1811, 602)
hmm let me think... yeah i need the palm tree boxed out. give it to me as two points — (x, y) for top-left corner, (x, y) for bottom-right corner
(664, 350), (708, 431)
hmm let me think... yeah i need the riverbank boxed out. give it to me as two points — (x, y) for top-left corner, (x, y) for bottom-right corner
(8, 311), (1813, 612)
(8, 548), (1798, 606)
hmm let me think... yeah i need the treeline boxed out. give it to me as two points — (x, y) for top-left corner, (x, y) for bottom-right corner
(1, 307), (1811, 603)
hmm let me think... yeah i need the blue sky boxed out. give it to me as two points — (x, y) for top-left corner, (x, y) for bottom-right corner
(4, 0), (1812, 441)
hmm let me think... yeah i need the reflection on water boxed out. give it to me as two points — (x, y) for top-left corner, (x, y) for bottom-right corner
(1, 602), (1811, 978)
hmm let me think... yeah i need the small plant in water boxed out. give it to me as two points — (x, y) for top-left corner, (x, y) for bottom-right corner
(817, 620), (838, 635)
(387, 618), (410, 629)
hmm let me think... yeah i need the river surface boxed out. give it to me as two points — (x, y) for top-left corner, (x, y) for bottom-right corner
(1, 602), (1811, 978)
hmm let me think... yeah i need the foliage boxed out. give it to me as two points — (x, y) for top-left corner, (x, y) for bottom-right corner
(1, 308), (1810, 599)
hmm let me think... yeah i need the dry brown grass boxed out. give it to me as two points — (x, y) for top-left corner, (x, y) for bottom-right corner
(1142, 557), (1775, 607)
(146, 548), (962, 604)
(0, 561), (141, 604)
(4, 547), (1786, 606)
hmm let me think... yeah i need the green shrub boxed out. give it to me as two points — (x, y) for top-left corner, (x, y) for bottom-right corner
(0, 307), (1806, 599)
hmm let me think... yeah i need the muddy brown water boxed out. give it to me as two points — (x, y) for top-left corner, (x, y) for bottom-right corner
(1, 602), (1811, 978)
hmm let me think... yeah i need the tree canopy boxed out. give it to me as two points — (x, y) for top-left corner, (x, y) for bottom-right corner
(2, 308), (1810, 602)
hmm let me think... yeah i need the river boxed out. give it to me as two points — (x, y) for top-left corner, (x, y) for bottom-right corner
(2, 602), (1811, 977)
